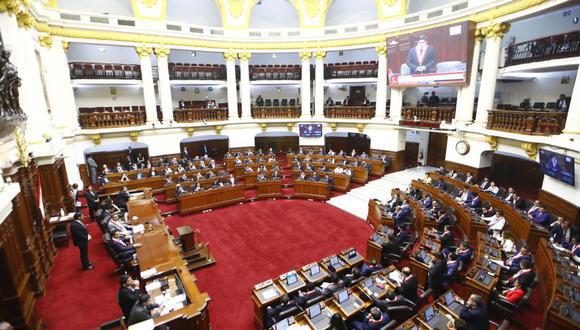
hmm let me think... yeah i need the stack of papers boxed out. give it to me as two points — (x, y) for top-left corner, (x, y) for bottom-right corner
(261, 287), (279, 300)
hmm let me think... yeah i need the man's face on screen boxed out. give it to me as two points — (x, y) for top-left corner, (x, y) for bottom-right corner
(417, 39), (427, 47)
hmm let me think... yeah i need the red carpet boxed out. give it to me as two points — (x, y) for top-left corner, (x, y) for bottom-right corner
(36, 199), (372, 330)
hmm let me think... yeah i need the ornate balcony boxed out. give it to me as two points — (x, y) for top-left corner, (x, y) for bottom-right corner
(173, 108), (228, 123)
(487, 110), (567, 136)
(70, 62), (141, 80)
(505, 31), (580, 67)
(79, 110), (146, 129)
(251, 106), (301, 119)
(402, 106), (455, 123)
(324, 106), (375, 119)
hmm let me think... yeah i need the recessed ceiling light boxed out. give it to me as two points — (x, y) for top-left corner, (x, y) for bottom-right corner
(191, 51), (197, 57)
(97, 46), (106, 53)
(272, 54), (277, 58)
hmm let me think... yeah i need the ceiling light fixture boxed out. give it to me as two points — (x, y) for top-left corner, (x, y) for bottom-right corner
(191, 51), (197, 57)
(97, 46), (106, 53)
(272, 54), (277, 58)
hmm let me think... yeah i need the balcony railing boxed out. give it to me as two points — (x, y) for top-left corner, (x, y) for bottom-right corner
(173, 108), (228, 123)
(169, 63), (226, 80)
(250, 65), (301, 80)
(70, 62), (141, 80)
(505, 31), (580, 67)
(325, 62), (378, 79)
(79, 110), (146, 129)
(402, 106), (455, 123)
(251, 106), (301, 119)
(487, 110), (567, 135)
(324, 106), (375, 119)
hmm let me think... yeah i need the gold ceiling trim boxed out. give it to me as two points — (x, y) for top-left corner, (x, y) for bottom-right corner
(34, 0), (547, 51)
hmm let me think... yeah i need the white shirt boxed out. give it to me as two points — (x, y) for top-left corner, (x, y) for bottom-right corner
(486, 185), (499, 195)
(334, 167), (343, 174)
(489, 216), (505, 231)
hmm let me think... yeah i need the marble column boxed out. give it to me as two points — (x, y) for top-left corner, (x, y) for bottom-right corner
(238, 52), (252, 119)
(475, 23), (510, 125)
(314, 51), (326, 118)
(224, 52), (239, 120)
(154, 47), (174, 123)
(300, 52), (312, 117)
(455, 29), (484, 124)
(563, 64), (580, 134)
(389, 88), (405, 121)
(375, 45), (388, 120)
(136, 46), (158, 123)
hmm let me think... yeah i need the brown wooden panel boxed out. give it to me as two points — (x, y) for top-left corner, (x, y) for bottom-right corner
(539, 189), (580, 226)
(404, 142), (419, 167)
(180, 137), (229, 161)
(255, 135), (299, 153)
(426, 132), (447, 167)
(443, 160), (491, 183)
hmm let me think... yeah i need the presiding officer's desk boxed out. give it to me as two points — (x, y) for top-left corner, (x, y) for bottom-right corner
(291, 169), (351, 192)
(178, 184), (246, 214)
(290, 159), (368, 184)
(294, 179), (331, 200)
(428, 172), (548, 250)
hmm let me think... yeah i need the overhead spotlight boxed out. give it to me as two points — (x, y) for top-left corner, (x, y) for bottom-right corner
(191, 51), (197, 57)
(272, 53), (277, 58)
(97, 46), (106, 53)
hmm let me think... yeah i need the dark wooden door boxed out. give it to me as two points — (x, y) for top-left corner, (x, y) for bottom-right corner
(427, 132), (448, 167)
(405, 142), (420, 168)
(350, 86), (366, 105)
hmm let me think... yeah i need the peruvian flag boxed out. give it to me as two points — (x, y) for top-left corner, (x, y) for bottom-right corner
(37, 169), (45, 220)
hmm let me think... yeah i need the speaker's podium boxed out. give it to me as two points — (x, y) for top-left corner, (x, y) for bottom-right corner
(177, 225), (216, 271)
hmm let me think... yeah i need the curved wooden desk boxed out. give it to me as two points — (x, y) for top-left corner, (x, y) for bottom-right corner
(428, 173), (548, 250)
(256, 180), (282, 198)
(163, 175), (229, 203)
(291, 170), (351, 192)
(178, 185), (246, 214)
(293, 180), (331, 200)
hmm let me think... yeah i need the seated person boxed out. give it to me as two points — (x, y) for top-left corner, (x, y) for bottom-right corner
(526, 200), (541, 218)
(115, 162), (124, 173)
(107, 214), (132, 237)
(437, 166), (447, 175)
(272, 171), (281, 180)
(360, 262), (383, 276)
(372, 289), (407, 310)
(459, 294), (489, 330)
(455, 241), (474, 264)
(98, 175), (110, 185)
(175, 184), (187, 196)
(500, 246), (532, 275)
(206, 171), (215, 178)
(344, 168), (353, 177)
(102, 164), (110, 175)
(110, 230), (138, 256)
(349, 307), (390, 330)
(486, 211), (506, 235)
(503, 187), (516, 202)
(530, 207), (550, 226)
(496, 280), (526, 304)
(481, 204), (495, 218)
(135, 172), (144, 180)
(192, 183), (203, 192)
(311, 171), (319, 181)
(164, 166), (173, 175)
(447, 169), (459, 179)
(244, 166), (254, 173)
(384, 192), (402, 212)
(500, 259), (535, 290)
(195, 172), (203, 180)
(295, 282), (322, 308)
(178, 174), (189, 183)
(479, 177), (491, 190)
(422, 173), (433, 185)
(455, 187), (472, 204)
(464, 172), (475, 184)
(380, 236), (401, 266)
(321, 273), (344, 297)
(255, 95), (264, 106)
(468, 192), (481, 210)
(444, 253), (460, 286)
(118, 275), (141, 319)
(256, 173), (267, 182)
(334, 165), (344, 174)
(176, 164), (185, 173)
(395, 267), (418, 303)
(421, 193), (433, 208)
(435, 210), (450, 231)
(343, 267), (362, 287)
(484, 181), (499, 195)
(510, 193), (524, 209)
(427, 253), (447, 294)
(127, 294), (160, 326)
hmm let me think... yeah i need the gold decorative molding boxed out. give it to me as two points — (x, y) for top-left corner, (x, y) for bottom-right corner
(39, 35), (53, 48)
(521, 142), (538, 159)
(356, 123), (365, 133)
(287, 123), (294, 132)
(215, 0), (257, 30)
(376, 0), (406, 21)
(91, 134), (101, 145)
(16, 10), (34, 28)
(313, 51), (326, 60)
(293, 0), (332, 28)
(299, 52), (312, 61)
(470, 0), (547, 23)
(375, 45), (387, 56)
(186, 127), (195, 137)
(14, 127), (30, 167)
(129, 131), (139, 142)
(0, 0), (20, 15)
(154, 46), (170, 57)
(481, 22), (510, 40)
(485, 135), (497, 151)
(215, 125), (223, 135)
(474, 28), (485, 42)
(237, 52), (251, 61)
(259, 123), (267, 132)
(130, 0), (167, 21)
(135, 46), (153, 57)
(223, 52), (237, 61)
(61, 40), (69, 52)
(330, 122), (337, 132)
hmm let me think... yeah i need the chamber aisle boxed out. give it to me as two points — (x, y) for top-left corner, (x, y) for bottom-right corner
(327, 166), (437, 219)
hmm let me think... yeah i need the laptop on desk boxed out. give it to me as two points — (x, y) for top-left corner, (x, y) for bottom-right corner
(307, 303), (331, 330)
(274, 318), (290, 330)
(443, 291), (462, 314)
(423, 306), (448, 330)
(336, 289), (362, 315)
(417, 250), (433, 264)
(362, 277), (383, 297)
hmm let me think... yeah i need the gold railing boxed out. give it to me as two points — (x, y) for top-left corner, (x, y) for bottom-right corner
(402, 106), (455, 123)
(324, 106), (375, 119)
(173, 108), (228, 122)
(79, 111), (146, 129)
(487, 110), (567, 136)
(251, 106), (301, 119)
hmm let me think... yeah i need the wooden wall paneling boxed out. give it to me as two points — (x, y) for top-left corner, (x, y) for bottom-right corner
(534, 239), (555, 329)
(539, 189), (580, 226)
(426, 132), (447, 167)
(443, 160), (491, 182)
(370, 149), (405, 172)
(38, 160), (66, 216)
(57, 160), (74, 212)
(325, 136), (349, 154)
(404, 142), (419, 168)
(491, 153), (543, 196)
(255, 136), (299, 153)
(180, 138), (229, 161)
(229, 146), (255, 154)
(78, 164), (90, 187)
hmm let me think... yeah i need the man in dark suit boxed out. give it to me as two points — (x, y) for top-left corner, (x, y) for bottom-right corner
(428, 253), (447, 294)
(110, 230), (137, 256)
(85, 185), (99, 222)
(86, 156), (99, 183)
(530, 207), (550, 226)
(343, 96), (352, 106)
(501, 260), (535, 290)
(255, 95), (264, 106)
(380, 237), (400, 266)
(395, 225), (411, 244)
(439, 226), (455, 251)
(406, 35), (436, 74)
(70, 212), (93, 270)
(556, 94), (568, 112)
(459, 294), (489, 330)
(118, 275), (141, 319)
(350, 307), (390, 330)
(127, 294), (160, 326)
(511, 193), (524, 210)
(116, 186), (130, 211)
(427, 91), (440, 107)
(395, 267), (418, 303)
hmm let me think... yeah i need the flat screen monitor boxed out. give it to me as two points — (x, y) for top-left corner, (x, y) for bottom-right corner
(363, 277), (373, 288)
(308, 303), (321, 318)
(348, 250), (357, 259)
(417, 250), (427, 261)
(330, 256), (339, 266)
(337, 290), (349, 304)
(444, 291), (454, 306)
(310, 264), (320, 276)
(299, 124), (323, 137)
(423, 306), (435, 321)
(387, 21), (474, 87)
(274, 319), (290, 330)
(286, 272), (298, 285)
(539, 148), (575, 186)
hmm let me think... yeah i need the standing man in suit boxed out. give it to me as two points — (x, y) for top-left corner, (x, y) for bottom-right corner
(71, 212), (93, 270)
(85, 185), (99, 222)
(395, 267), (418, 303)
(406, 35), (436, 74)
(459, 294), (489, 330)
(116, 186), (130, 211)
(118, 275), (141, 319)
(86, 156), (99, 184)
(428, 253), (447, 295)
(556, 94), (568, 112)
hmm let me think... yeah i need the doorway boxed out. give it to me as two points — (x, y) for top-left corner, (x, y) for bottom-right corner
(405, 142), (420, 168)
(427, 132), (448, 167)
